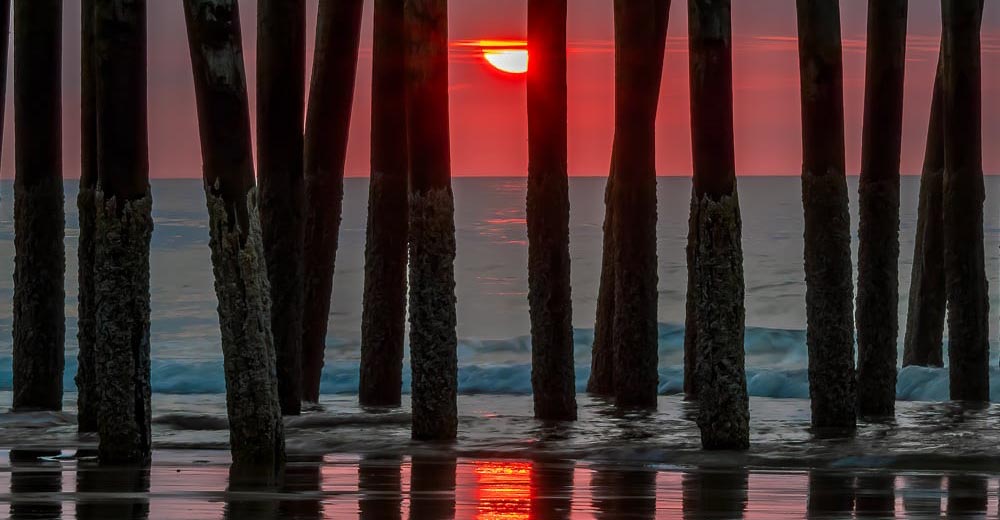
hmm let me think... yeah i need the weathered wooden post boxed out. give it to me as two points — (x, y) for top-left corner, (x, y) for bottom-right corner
(93, 0), (153, 464)
(360, 0), (409, 407)
(527, 0), (576, 421)
(183, 0), (286, 474)
(902, 54), (946, 368)
(687, 0), (748, 450)
(405, 0), (459, 440)
(0, 0), (8, 170)
(587, 165), (616, 396)
(856, 0), (907, 417)
(302, 0), (365, 404)
(941, 0), (989, 400)
(12, 0), (65, 412)
(795, 0), (856, 430)
(77, 0), (99, 432)
(257, 0), (306, 415)
(609, 0), (669, 409)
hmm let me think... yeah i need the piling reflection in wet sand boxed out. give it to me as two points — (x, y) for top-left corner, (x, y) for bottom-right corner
(410, 456), (457, 520)
(10, 450), (62, 520)
(279, 456), (323, 519)
(224, 463), (279, 520)
(75, 457), (150, 520)
(947, 474), (989, 516)
(682, 468), (748, 519)
(854, 473), (895, 517)
(591, 464), (656, 520)
(806, 470), (855, 518)
(529, 460), (573, 520)
(359, 455), (403, 520)
(901, 475), (942, 516)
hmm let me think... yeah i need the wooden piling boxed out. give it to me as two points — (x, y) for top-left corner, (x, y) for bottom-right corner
(360, 0), (410, 407)
(405, 0), (459, 440)
(257, 0), (306, 416)
(183, 0), (286, 474)
(856, 0), (907, 418)
(93, 0), (153, 465)
(77, 0), (99, 432)
(12, 0), (65, 412)
(527, 0), (577, 421)
(795, 0), (856, 430)
(302, 0), (365, 404)
(687, 0), (748, 450)
(609, 0), (669, 409)
(941, 0), (989, 401)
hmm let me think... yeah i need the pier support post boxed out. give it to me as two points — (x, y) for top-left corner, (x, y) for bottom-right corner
(405, 0), (459, 440)
(12, 0), (65, 412)
(687, 0), (749, 450)
(795, 0), (856, 430)
(360, 0), (409, 408)
(856, 0), (907, 418)
(527, 0), (577, 421)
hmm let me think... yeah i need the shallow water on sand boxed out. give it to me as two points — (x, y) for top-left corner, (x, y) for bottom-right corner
(0, 451), (994, 519)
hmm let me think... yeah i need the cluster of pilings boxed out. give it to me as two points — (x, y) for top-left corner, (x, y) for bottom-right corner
(1, 0), (993, 478)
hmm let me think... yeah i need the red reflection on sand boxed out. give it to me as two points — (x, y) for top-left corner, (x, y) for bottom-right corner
(475, 461), (532, 520)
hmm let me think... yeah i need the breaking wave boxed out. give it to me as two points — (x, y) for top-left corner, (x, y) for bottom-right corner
(0, 323), (991, 402)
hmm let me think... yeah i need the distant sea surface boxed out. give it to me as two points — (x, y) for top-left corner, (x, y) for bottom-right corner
(1, 176), (1000, 402)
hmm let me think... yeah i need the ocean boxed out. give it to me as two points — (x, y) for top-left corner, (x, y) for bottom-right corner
(2, 176), (1000, 517)
(2, 176), (1000, 401)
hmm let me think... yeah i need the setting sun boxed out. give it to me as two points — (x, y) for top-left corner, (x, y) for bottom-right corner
(456, 40), (529, 75)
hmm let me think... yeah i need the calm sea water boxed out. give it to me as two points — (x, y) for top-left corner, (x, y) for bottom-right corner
(2, 177), (1000, 517)
(2, 176), (1000, 400)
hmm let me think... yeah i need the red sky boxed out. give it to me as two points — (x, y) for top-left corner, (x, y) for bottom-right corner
(1, 0), (998, 179)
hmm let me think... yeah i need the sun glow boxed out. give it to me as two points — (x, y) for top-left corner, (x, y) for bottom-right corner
(457, 40), (529, 75)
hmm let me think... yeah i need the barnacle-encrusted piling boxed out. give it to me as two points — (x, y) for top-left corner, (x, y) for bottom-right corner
(941, 0), (989, 401)
(302, 0), (365, 404)
(77, 0), (99, 432)
(258, 0), (307, 415)
(795, 0), (856, 430)
(609, 0), (669, 409)
(405, 0), (459, 440)
(93, 0), (152, 465)
(856, 0), (907, 418)
(903, 54), (946, 368)
(360, 0), (410, 407)
(687, 0), (748, 450)
(183, 0), (286, 473)
(527, 0), (576, 421)
(12, 0), (65, 412)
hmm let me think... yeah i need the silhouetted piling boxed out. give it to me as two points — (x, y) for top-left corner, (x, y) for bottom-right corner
(902, 54), (945, 368)
(410, 457), (457, 519)
(405, 0), (459, 440)
(359, 456), (403, 520)
(587, 153), (616, 397)
(904, 3), (983, 369)
(360, 0), (409, 408)
(183, 0), (286, 474)
(10, 451), (63, 520)
(93, 0), (153, 465)
(0, 0), (7, 170)
(302, 0), (364, 404)
(77, 0), (99, 432)
(609, 0), (669, 409)
(941, 0), (988, 401)
(856, 0), (907, 418)
(258, 0), (306, 416)
(527, 0), (576, 421)
(687, 0), (748, 450)
(12, 0), (65, 412)
(795, 0), (856, 430)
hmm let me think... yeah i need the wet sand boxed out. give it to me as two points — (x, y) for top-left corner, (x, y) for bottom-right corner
(0, 451), (994, 519)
